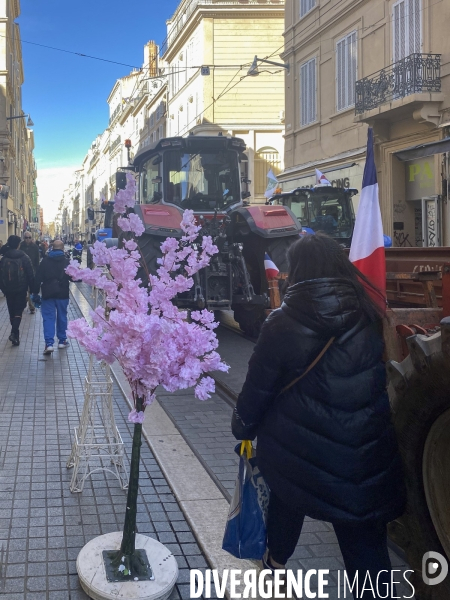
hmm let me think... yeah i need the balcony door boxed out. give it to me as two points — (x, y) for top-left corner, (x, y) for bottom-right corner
(393, 0), (422, 62)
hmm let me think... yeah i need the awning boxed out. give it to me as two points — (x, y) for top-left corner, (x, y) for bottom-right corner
(394, 137), (450, 161)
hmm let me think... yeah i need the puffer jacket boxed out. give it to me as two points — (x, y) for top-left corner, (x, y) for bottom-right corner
(33, 250), (71, 300)
(232, 278), (405, 525)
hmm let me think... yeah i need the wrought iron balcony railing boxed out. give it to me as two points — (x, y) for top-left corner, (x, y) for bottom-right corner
(110, 136), (121, 155)
(109, 104), (122, 126)
(355, 53), (441, 115)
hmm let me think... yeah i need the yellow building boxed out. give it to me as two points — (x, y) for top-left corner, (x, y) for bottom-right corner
(162, 0), (286, 202)
(281, 0), (450, 246)
(0, 0), (37, 242)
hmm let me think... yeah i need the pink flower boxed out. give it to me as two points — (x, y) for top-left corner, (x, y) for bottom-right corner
(68, 170), (227, 420)
(128, 409), (145, 424)
(195, 377), (216, 401)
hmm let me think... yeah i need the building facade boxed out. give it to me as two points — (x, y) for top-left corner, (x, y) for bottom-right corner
(162, 0), (286, 202)
(0, 0), (37, 242)
(282, 0), (450, 246)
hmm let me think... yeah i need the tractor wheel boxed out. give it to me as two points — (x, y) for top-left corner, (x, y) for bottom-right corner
(119, 232), (163, 286)
(264, 235), (297, 273)
(86, 244), (94, 269)
(386, 317), (450, 600)
(233, 305), (266, 339)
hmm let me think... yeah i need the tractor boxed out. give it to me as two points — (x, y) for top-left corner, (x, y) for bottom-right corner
(116, 134), (301, 336)
(268, 185), (358, 247)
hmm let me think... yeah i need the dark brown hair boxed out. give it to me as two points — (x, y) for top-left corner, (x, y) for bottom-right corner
(286, 233), (384, 322)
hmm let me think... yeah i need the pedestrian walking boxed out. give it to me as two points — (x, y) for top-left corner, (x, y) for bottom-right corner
(39, 240), (48, 258)
(0, 235), (34, 346)
(232, 233), (405, 600)
(20, 232), (40, 314)
(72, 239), (83, 263)
(33, 239), (71, 355)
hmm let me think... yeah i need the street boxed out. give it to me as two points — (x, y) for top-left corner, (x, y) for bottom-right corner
(0, 282), (413, 599)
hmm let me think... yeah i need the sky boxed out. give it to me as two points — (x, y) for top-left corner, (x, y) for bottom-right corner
(20, 1), (180, 221)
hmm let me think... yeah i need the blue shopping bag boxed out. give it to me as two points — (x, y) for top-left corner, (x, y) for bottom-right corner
(222, 441), (270, 560)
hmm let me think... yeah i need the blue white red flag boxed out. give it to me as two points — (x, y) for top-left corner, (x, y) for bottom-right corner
(264, 253), (279, 280)
(349, 128), (386, 312)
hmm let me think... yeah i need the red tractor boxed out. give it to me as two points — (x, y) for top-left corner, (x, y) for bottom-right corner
(116, 134), (300, 336)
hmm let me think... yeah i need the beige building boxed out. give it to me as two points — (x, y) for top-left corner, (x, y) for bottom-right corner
(0, 0), (37, 242)
(162, 0), (286, 202)
(281, 0), (450, 246)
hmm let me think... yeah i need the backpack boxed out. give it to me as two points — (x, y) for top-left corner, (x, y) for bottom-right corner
(0, 256), (27, 293)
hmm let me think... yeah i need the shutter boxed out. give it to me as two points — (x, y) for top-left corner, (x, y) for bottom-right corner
(393, 0), (406, 61)
(300, 63), (307, 126)
(337, 39), (344, 111)
(300, 0), (315, 18)
(409, 0), (421, 53)
(309, 58), (316, 123)
(336, 32), (357, 111)
(348, 32), (357, 107)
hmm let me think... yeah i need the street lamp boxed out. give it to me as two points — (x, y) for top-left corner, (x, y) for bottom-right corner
(247, 56), (289, 76)
(6, 114), (34, 127)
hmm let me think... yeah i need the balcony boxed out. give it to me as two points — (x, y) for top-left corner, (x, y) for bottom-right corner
(109, 104), (122, 126)
(109, 136), (122, 156)
(355, 54), (441, 116)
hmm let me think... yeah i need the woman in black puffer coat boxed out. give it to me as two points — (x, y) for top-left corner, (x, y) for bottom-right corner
(232, 233), (405, 599)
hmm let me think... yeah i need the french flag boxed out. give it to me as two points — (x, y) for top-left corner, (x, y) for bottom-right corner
(349, 128), (386, 312)
(264, 253), (279, 280)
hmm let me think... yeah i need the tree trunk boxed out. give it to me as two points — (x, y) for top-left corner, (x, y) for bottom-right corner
(120, 396), (143, 555)
(104, 397), (152, 580)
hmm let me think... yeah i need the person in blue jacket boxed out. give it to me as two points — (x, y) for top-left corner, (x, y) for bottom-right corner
(232, 233), (405, 599)
(72, 239), (83, 263)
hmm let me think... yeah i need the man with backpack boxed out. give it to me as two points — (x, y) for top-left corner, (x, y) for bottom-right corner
(0, 235), (34, 346)
(32, 240), (71, 355)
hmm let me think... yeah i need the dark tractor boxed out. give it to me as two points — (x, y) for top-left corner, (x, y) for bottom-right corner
(268, 185), (358, 248)
(118, 134), (301, 336)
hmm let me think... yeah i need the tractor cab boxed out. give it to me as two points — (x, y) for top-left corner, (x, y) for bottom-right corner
(135, 135), (247, 214)
(268, 186), (358, 247)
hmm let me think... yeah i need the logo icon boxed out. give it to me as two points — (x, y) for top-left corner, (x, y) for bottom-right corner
(422, 551), (448, 586)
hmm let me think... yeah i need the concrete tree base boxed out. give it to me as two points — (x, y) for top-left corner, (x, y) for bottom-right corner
(77, 532), (179, 600)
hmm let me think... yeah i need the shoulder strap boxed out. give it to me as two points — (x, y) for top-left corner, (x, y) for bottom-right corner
(278, 337), (335, 397)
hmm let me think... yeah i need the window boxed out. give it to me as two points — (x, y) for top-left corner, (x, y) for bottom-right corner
(300, 58), (316, 126)
(336, 31), (357, 111)
(149, 112), (155, 127)
(255, 147), (281, 195)
(300, 0), (315, 18)
(158, 124), (164, 140)
(393, 0), (421, 62)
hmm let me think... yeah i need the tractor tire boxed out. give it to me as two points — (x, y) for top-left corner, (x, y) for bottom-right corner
(119, 232), (163, 287)
(233, 304), (267, 339)
(86, 244), (94, 269)
(264, 235), (297, 273)
(234, 235), (297, 338)
(386, 317), (450, 600)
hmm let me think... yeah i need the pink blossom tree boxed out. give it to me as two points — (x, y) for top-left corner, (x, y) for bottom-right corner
(66, 172), (228, 580)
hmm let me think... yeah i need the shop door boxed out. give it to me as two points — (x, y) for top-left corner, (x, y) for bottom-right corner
(421, 195), (442, 247)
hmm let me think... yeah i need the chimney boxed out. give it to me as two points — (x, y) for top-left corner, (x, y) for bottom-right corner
(144, 41), (158, 78)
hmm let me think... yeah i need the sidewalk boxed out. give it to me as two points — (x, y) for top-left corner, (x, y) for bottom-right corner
(0, 294), (216, 600)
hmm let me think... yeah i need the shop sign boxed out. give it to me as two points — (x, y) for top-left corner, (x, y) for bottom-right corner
(405, 158), (435, 200)
(281, 165), (363, 193)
